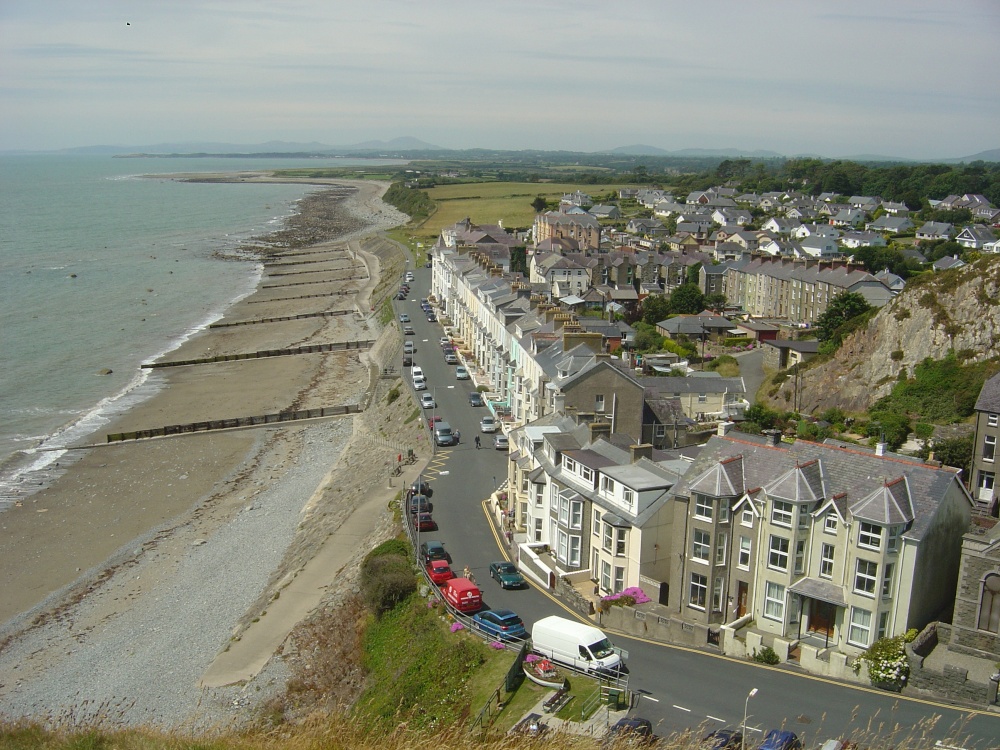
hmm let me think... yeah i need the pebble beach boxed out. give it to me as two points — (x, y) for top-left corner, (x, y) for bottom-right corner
(0, 178), (418, 730)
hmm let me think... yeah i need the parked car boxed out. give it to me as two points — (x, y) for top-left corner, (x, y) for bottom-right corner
(396, 292), (406, 300)
(411, 365), (423, 380)
(426, 559), (454, 585)
(426, 313), (437, 322)
(399, 314), (410, 323)
(468, 392), (484, 407)
(419, 540), (450, 564)
(412, 376), (427, 391)
(410, 479), (433, 497)
(424, 261), (432, 268)
(404, 272), (414, 282)
(702, 728), (743, 750)
(444, 353), (458, 365)
(472, 609), (527, 641)
(455, 366), (469, 380)
(403, 325), (415, 335)
(603, 717), (655, 747)
(402, 355), (412, 367)
(403, 341), (415, 354)
(494, 434), (509, 450)
(440, 336), (451, 346)
(442, 577), (482, 613)
(420, 298), (429, 306)
(408, 494), (432, 514)
(757, 730), (802, 750)
(480, 415), (499, 433)
(415, 512), (437, 531)
(420, 393), (437, 409)
(426, 415), (443, 429)
(489, 561), (525, 589)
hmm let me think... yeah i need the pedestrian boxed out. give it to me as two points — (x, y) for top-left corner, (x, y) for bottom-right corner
(475, 435), (481, 449)
(455, 430), (461, 443)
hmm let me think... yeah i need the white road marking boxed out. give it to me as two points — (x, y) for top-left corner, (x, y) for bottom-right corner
(672, 705), (691, 712)
(706, 715), (726, 723)
(439, 471), (449, 475)
(640, 696), (659, 703)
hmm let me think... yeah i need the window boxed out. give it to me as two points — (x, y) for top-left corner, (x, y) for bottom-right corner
(820, 544), (835, 579)
(848, 607), (872, 647)
(716, 532), (728, 565)
(824, 514), (838, 533)
(689, 573), (707, 609)
(712, 576), (725, 612)
(557, 530), (568, 563)
(764, 581), (785, 621)
(623, 488), (635, 507)
(985, 435), (997, 463)
(558, 496), (569, 525)
(854, 559), (878, 596)
(768, 536), (789, 571)
(859, 522), (882, 550)
(882, 562), (894, 599)
(615, 528), (626, 556)
(978, 574), (1000, 633)
(693, 529), (711, 562)
(563, 456), (577, 473)
(878, 611), (890, 640)
(698, 393), (707, 404)
(601, 560), (612, 592)
(695, 495), (713, 521)
(989, 414), (998, 427)
(534, 517), (542, 542)
(593, 509), (601, 535)
(534, 486), (544, 507)
(798, 506), (809, 529)
(600, 476), (614, 495)
(569, 536), (581, 567)
(887, 525), (901, 553)
(772, 500), (793, 527)
(719, 502), (730, 524)
(603, 523), (612, 551)
(569, 500), (583, 530)
(742, 507), (754, 527)
(581, 466), (594, 482)
(614, 566), (625, 593)
(738, 536), (751, 569)
(595, 394), (605, 412)
(794, 540), (806, 575)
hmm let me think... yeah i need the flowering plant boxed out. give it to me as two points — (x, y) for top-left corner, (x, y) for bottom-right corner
(450, 622), (464, 633)
(853, 634), (909, 690)
(524, 654), (540, 663)
(490, 641), (505, 650)
(601, 586), (652, 605)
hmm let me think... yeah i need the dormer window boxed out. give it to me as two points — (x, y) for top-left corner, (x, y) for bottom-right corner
(825, 514), (838, 533)
(859, 522), (882, 550)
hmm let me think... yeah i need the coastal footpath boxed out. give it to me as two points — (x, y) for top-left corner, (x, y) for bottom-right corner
(0, 179), (421, 729)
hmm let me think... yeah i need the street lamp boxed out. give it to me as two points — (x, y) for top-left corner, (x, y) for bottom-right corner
(742, 687), (758, 750)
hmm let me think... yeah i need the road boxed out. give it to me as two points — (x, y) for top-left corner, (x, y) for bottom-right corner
(393, 264), (998, 749)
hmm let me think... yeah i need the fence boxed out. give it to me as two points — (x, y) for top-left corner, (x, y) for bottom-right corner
(106, 404), (360, 442)
(209, 309), (353, 326)
(142, 339), (374, 368)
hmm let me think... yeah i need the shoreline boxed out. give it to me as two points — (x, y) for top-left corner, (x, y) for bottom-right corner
(0, 178), (421, 728)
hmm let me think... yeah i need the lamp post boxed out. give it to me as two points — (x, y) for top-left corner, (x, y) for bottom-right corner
(742, 687), (758, 750)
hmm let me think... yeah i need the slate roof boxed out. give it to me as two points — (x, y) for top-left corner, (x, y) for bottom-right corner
(670, 433), (969, 541)
(975, 372), (1000, 413)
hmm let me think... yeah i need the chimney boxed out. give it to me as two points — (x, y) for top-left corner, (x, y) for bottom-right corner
(717, 421), (735, 436)
(876, 441), (887, 457)
(562, 330), (604, 354)
(630, 444), (654, 462)
(589, 421), (612, 441)
(762, 428), (782, 447)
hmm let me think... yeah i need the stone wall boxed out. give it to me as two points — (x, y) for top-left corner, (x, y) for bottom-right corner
(599, 604), (713, 649)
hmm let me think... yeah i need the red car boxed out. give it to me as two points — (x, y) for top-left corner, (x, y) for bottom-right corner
(415, 512), (437, 531)
(426, 559), (455, 585)
(427, 415), (443, 428)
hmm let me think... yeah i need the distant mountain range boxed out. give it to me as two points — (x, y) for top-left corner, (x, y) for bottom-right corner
(7, 139), (998, 163)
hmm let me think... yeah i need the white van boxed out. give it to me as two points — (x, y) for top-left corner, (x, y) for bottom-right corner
(411, 366), (424, 380)
(530, 615), (627, 676)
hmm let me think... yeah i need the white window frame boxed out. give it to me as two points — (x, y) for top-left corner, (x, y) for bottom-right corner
(738, 536), (751, 569)
(768, 535), (789, 572)
(569, 535), (581, 567)
(824, 514), (838, 533)
(558, 495), (569, 525)
(742, 507), (754, 527)
(623, 487), (635, 507)
(859, 522), (882, 551)
(602, 523), (612, 552)
(601, 560), (611, 592)
(878, 611), (890, 640)
(712, 576), (725, 612)
(581, 465), (594, 483)
(692, 529), (711, 563)
(887, 525), (901, 553)
(848, 606), (873, 647)
(794, 539), (806, 575)
(820, 543), (835, 579)
(989, 413), (998, 427)
(985, 435), (996, 463)
(772, 500), (793, 527)
(719, 502), (730, 524)
(600, 475), (614, 495)
(764, 581), (785, 622)
(613, 565), (625, 593)
(695, 495), (713, 521)
(716, 532), (728, 566)
(595, 394), (605, 412)
(854, 558), (878, 596)
(593, 508), (601, 535)
(689, 572), (707, 610)
(562, 456), (577, 473)
(615, 528), (626, 556)
(569, 500), (583, 530)
(882, 562), (894, 599)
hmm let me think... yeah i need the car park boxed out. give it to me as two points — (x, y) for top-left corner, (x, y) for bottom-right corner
(444, 353), (458, 365)
(412, 376), (427, 391)
(701, 728), (743, 750)
(415, 512), (437, 531)
(472, 609), (527, 641)
(603, 717), (655, 747)
(426, 559), (454, 585)
(480, 415), (499, 433)
(494, 434), (509, 450)
(409, 494), (433, 514)
(489, 561), (525, 589)
(455, 366), (469, 380)
(403, 325), (415, 335)
(419, 540), (450, 563)
(420, 393), (437, 409)
(757, 730), (802, 750)
(468, 392), (484, 407)
(399, 314), (410, 323)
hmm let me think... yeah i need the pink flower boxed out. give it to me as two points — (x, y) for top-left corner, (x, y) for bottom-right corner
(450, 622), (464, 632)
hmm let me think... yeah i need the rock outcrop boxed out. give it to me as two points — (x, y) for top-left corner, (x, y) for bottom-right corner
(770, 256), (1000, 414)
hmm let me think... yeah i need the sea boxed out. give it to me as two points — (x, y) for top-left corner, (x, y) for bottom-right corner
(0, 154), (400, 509)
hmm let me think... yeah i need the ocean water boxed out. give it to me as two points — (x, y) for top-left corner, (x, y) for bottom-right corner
(0, 154), (396, 507)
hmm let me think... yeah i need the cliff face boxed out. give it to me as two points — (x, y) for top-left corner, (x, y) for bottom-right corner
(770, 256), (1000, 415)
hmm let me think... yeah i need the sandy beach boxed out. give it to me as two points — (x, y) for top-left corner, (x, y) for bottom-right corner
(0, 179), (427, 729)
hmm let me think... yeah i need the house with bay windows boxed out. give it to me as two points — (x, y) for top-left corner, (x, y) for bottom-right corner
(667, 429), (974, 666)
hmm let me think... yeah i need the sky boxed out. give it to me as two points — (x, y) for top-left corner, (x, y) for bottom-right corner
(2, 0), (998, 159)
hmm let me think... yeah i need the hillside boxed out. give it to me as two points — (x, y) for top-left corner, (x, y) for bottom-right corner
(769, 255), (1000, 415)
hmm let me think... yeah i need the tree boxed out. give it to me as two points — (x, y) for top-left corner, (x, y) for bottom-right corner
(632, 322), (664, 352)
(704, 293), (728, 313)
(667, 284), (705, 315)
(531, 196), (547, 213)
(931, 435), (973, 472)
(815, 292), (872, 342)
(640, 294), (671, 326)
(510, 246), (528, 275)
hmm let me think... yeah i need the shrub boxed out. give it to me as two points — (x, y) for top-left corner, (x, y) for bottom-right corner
(751, 646), (780, 665)
(853, 635), (909, 689)
(386, 385), (401, 405)
(890, 350), (904, 361)
(360, 550), (416, 616)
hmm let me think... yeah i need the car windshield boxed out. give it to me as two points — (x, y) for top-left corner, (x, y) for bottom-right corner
(589, 638), (615, 659)
(498, 563), (515, 574)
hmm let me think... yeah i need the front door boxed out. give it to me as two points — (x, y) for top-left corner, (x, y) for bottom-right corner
(736, 581), (748, 618)
(809, 600), (835, 636)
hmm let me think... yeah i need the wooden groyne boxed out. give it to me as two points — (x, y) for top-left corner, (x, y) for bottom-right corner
(267, 265), (355, 277)
(106, 404), (362, 443)
(209, 310), (352, 328)
(261, 274), (366, 289)
(142, 338), (375, 369)
(263, 258), (340, 268)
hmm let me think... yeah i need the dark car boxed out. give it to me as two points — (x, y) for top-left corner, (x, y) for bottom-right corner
(471, 609), (527, 641)
(468, 392), (484, 407)
(396, 292), (406, 300)
(410, 479), (433, 497)
(702, 728), (743, 750)
(419, 540), (450, 564)
(757, 730), (802, 750)
(424, 261), (432, 268)
(489, 561), (526, 589)
(415, 512), (437, 531)
(426, 313), (437, 322)
(402, 355), (412, 367)
(603, 717), (655, 747)
(408, 494), (432, 514)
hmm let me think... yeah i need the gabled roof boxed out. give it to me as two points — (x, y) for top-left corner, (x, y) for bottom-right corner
(687, 454), (745, 497)
(849, 476), (915, 525)
(975, 372), (1000, 414)
(764, 459), (827, 504)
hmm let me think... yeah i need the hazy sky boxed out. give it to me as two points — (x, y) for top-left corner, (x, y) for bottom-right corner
(2, 1), (998, 159)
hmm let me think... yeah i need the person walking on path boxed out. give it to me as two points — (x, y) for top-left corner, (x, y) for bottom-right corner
(475, 435), (481, 449)
(455, 430), (461, 444)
